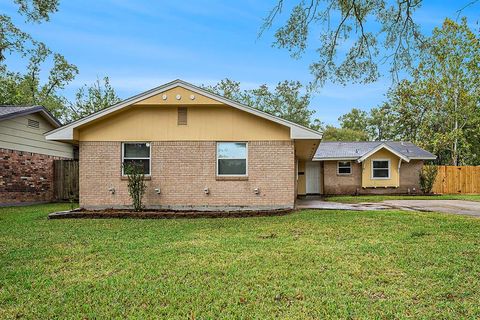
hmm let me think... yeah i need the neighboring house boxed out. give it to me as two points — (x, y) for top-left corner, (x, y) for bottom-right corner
(0, 106), (74, 204)
(304, 141), (436, 195)
(46, 80), (322, 210)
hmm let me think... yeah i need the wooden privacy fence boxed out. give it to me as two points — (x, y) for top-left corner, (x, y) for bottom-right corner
(432, 166), (480, 194)
(54, 160), (79, 200)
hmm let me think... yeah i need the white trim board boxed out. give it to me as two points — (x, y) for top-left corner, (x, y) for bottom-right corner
(313, 157), (359, 161)
(45, 79), (323, 141)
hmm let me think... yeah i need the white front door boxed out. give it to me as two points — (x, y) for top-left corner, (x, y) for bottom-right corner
(305, 161), (321, 194)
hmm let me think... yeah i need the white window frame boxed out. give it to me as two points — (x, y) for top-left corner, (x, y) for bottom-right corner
(371, 159), (390, 180)
(121, 142), (152, 176)
(216, 142), (248, 177)
(337, 161), (352, 175)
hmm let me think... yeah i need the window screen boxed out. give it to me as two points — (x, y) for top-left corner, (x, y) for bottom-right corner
(372, 160), (390, 178)
(217, 142), (247, 176)
(337, 161), (352, 175)
(122, 143), (151, 175)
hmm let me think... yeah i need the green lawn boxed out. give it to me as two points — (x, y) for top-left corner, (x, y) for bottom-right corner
(325, 194), (480, 203)
(1, 204), (480, 319)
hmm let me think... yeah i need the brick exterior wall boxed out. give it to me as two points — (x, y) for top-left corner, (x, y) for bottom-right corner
(323, 161), (362, 195)
(0, 148), (64, 204)
(322, 159), (424, 195)
(79, 141), (295, 210)
(398, 160), (423, 194)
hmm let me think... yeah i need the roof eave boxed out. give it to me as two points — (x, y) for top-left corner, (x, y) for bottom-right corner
(408, 156), (437, 160)
(313, 157), (359, 161)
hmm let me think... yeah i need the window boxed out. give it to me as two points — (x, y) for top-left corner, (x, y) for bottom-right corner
(372, 160), (390, 179)
(28, 119), (39, 129)
(217, 142), (247, 176)
(122, 143), (151, 175)
(337, 161), (352, 175)
(178, 107), (187, 125)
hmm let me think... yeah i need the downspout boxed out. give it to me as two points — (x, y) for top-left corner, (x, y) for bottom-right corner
(397, 159), (402, 188)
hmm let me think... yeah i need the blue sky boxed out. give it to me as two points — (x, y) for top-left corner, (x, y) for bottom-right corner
(1, 0), (478, 125)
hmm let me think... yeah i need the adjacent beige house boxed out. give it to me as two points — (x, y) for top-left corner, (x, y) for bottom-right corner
(0, 106), (74, 204)
(46, 80), (322, 210)
(301, 141), (436, 195)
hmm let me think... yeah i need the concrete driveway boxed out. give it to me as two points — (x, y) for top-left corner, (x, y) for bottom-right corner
(382, 200), (480, 217)
(296, 199), (480, 217)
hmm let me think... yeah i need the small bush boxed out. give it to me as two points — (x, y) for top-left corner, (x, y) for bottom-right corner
(123, 163), (147, 211)
(419, 165), (438, 194)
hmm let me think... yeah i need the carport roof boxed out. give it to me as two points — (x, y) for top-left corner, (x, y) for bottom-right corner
(314, 141), (436, 162)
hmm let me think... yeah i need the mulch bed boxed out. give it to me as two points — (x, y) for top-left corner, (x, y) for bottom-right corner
(48, 208), (293, 219)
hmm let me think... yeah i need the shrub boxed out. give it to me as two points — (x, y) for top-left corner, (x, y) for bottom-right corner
(123, 163), (147, 211)
(419, 165), (438, 194)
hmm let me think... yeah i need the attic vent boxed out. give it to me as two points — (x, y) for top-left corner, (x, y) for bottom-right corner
(27, 119), (40, 129)
(177, 107), (187, 125)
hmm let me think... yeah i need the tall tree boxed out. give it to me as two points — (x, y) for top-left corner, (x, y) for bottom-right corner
(362, 18), (480, 165)
(366, 104), (398, 141)
(1, 0), (60, 61)
(260, 1), (478, 87)
(321, 125), (369, 141)
(338, 108), (368, 132)
(203, 78), (321, 130)
(0, 0), (80, 122)
(0, 43), (78, 122)
(67, 77), (121, 122)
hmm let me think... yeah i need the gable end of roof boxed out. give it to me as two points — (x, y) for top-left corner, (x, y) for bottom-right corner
(0, 105), (61, 127)
(45, 79), (322, 141)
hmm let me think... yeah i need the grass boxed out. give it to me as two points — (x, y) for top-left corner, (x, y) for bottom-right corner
(325, 194), (480, 203)
(1, 204), (480, 319)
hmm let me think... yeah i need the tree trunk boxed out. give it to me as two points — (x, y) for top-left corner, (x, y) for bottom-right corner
(451, 85), (459, 166)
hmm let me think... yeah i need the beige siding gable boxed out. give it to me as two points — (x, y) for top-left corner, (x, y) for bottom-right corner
(361, 148), (400, 188)
(0, 113), (73, 158)
(134, 86), (224, 106)
(77, 105), (290, 141)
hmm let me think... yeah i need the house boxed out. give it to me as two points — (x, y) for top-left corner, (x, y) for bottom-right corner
(0, 106), (74, 204)
(46, 79), (322, 210)
(303, 141), (436, 195)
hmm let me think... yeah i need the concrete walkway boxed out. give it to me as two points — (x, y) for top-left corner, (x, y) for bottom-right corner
(296, 199), (480, 217)
(296, 199), (394, 211)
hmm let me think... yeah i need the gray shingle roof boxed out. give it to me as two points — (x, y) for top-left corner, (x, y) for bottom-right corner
(0, 105), (41, 117)
(0, 105), (61, 127)
(314, 141), (436, 161)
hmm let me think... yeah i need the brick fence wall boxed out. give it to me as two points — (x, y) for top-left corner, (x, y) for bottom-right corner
(79, 141), (295, 210)
(0, 148), (65, 204)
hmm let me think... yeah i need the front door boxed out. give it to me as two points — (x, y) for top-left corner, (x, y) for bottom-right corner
(305, 161), (321, 194)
